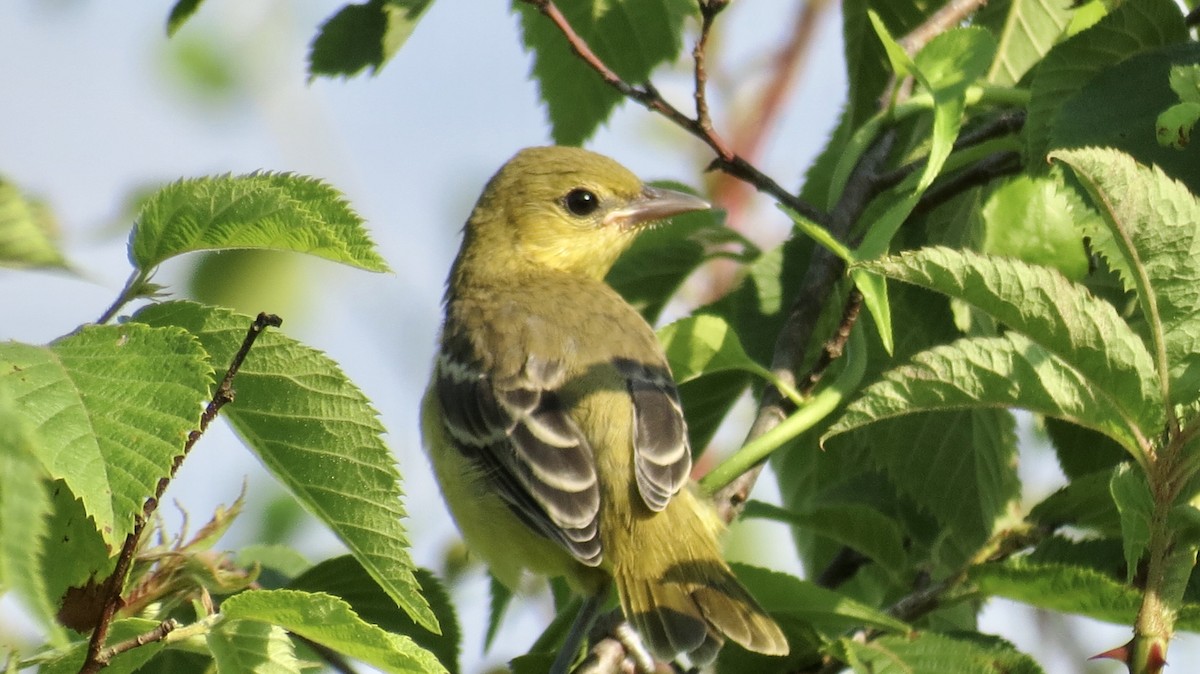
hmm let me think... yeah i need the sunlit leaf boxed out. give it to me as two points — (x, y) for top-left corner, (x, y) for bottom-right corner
(130, 173), (388, 274)
(1052, 146), (1200, 404)
(0, 324), (212, 546)
(221, 589), (446, 674)
(134, 301), (435, 633)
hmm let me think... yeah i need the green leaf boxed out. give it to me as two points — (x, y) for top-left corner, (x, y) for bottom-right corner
(133, 301), (436, 633)
(1156, 101), (1200, 149)
(981, 557), (1200, 631)
(42, 480), (117, 626)
(208, 619), (302, 674)
(166, 0), (205, 36)
(1052, 146), (1200, 405)
(188, 249), (308, 320)
(0, 391), (58, 639)
(699, 325), (867, 495)
(220, 589), (447, 674)
(1110, 463), (1154, 583)
(38, 618), (166, 674)
(658, 314), (787, 394)
(864, 408), (1018, 553)
(835, 25), (995, 206)
(732, 563), (910, 634)
(1051, 43), (1200, 193)
(828, 331), (1150, 462)
(237, 544), (311, 579)
(515, 0), (694, 145)
(850, 247), (1162, 450)
(485, 574), (512, 652)
(1170, 63), (1200, 103)
(910, 27), (996, 191)
(979, 172), (1090, 280)
(510, 653), (557, 674)
(834, 27), (994, 351)
(309, 0), (436, 79)
(1025, 0), (1187, 166)
(1027, 536), (1124, 574)
(0, 324), (212, 546)
(853, 200), (919, 356)
(1028, 470), (1121, 536)
(840, 1), (928, 130)
(289, 557), (460, 674)
(129, 172), (388, 275)
(0, 178), (66, 269)
(866, 11), (916, 80)
(1044, 417), (1126, 480)
(971, 559), (1143, 624)
(841, 631), (1044, 674)
(744, 501), (907, 582)
(977, 0), (1074, 86)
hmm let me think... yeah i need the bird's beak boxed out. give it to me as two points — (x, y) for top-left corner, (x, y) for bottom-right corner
(604, 186), (711, 230)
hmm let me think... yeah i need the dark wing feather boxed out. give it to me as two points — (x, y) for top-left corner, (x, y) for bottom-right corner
(435, 352), (602, 566)
(617, 359), (691, 512)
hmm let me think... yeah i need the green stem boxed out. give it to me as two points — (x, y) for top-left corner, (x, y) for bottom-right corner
(97, 269), (151, 325)
(1131, 437), (1194, 673)
(700, 326), (866, 495)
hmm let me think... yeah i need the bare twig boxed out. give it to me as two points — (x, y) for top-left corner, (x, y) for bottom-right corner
(912, 151), (1022, 216)
(79, 313), (282, 674)
(815, 546), (872, 590)
(804, 524), (1045, 674)
(799, 289), (864, 395)
(519, 0), (825, 225)
(93, 620), (179, 666)
(714, 1), (826, 232)
(692, 1), (724, 145)
(898, 0), (991, 56)
(875, 110), (1025, 191)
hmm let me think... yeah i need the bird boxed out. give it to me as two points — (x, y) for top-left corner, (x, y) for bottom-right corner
(420, 146), (788, 670)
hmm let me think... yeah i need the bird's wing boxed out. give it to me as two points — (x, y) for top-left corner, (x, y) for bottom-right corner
(617, 359), (692, 512)
(434, 351), (602, 566)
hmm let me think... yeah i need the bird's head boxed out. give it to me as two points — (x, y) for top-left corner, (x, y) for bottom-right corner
(457, 146), (710, 281)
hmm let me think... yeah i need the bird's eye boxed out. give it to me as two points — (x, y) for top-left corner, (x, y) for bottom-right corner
(563, 188), (600, 217)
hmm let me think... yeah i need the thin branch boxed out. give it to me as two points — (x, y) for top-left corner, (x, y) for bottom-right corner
(898, 0), (991, 56)
(911, 151), (1022, 216)
(79, 313), (282, 674)
(691, 1), (725, 148)
(93, 620), (179, 667)
(798, 289), (863, 396)
(879, 0), (991, 110)
(874, 110), (1025, 191)
(815, 546), (871, 590)
(518, 0), (825, 225)
(712, 1), (825, 233)
(712, 132), (895, 523)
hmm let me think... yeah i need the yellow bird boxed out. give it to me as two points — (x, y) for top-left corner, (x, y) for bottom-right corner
(421, 146), (788, 669)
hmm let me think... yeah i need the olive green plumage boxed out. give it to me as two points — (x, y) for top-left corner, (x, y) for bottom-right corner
(422, 146), (787, 665)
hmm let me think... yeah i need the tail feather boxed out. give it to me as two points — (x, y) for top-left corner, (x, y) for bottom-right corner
(615, 558), (787, 665)
(617, 573), (711, 661)
(693, 583), (787, 656)
(602, 479), (788, 664)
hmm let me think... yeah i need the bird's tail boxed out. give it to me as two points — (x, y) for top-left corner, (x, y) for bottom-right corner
(610, 492), (788, 665)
